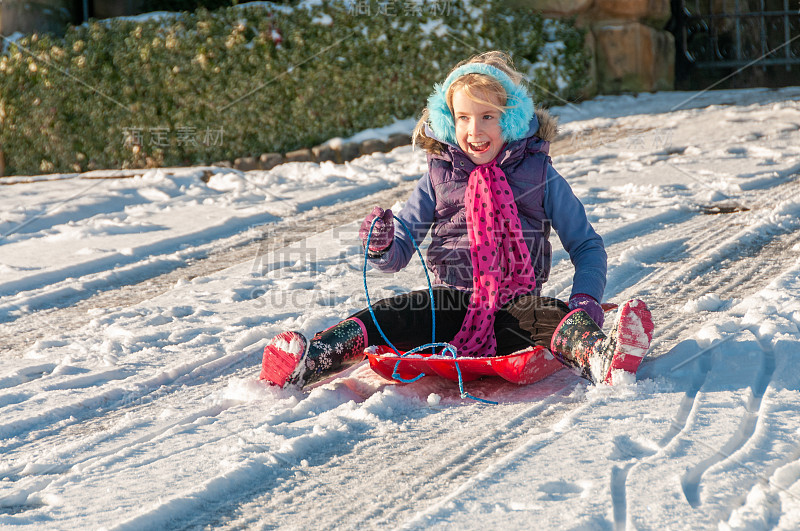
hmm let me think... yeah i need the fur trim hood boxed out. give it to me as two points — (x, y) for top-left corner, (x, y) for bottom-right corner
(532, 108), (558, 143)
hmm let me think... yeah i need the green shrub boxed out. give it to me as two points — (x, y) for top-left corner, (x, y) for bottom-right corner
(0, 0), (589, 176)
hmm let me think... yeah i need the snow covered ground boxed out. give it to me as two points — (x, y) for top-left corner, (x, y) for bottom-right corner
(1, 87), (800, 529)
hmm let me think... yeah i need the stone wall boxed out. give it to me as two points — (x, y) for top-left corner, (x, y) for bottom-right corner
(223, 133), (413, 172)
(521, 0), (675, 93)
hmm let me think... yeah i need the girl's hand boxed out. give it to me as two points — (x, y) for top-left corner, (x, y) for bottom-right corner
(569, 294), (604, 328)
(359, 206), (394, 257)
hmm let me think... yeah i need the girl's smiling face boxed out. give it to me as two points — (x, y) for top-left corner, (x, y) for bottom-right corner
(452, 87), (504, 165)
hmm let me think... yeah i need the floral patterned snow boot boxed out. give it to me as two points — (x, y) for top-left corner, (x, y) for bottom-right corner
(259, 319), (367, 388)
(550, 299), (654, 384)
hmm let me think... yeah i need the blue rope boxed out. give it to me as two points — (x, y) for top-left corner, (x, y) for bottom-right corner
(362, 215), (497, 405)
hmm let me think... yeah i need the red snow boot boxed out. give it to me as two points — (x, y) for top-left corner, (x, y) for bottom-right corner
(259, 331), (308, 388)
(550, 299), (654, 384)
(260, 319), (367, 388)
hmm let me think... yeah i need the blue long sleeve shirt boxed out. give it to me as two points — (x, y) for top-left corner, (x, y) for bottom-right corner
(370, 165), (607, 303)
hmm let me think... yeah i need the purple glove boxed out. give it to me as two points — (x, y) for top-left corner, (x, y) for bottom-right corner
(569, 293), (604, 328)
(359, 206), (394, 257)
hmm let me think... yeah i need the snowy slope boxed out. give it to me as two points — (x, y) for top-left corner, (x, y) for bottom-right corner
(0, 88), (799, 529)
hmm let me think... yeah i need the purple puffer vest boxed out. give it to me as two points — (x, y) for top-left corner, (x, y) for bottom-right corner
(426, 134), (552, 291)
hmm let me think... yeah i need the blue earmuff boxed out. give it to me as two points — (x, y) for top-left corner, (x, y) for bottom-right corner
(426, 63), (535, 146)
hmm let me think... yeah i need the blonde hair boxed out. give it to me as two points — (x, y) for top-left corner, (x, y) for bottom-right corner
(413, 51), (523, 154)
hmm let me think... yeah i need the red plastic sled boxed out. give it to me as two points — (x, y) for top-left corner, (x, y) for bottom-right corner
(366, 345), (565, 386)
(366, 303), (620, 386)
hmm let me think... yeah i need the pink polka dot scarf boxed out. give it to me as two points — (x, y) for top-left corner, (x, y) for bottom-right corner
(450, 159), (537, 357)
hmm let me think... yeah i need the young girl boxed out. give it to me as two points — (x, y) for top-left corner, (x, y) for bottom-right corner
(259, 51), (654, 389)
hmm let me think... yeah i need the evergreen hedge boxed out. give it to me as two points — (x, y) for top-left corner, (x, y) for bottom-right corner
(0, 0), (589, 176)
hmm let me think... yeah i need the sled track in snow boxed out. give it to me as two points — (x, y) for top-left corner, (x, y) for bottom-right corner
(608, 332), (782, 530)
(0, 326), (264, 469)
(680, 336), (776, 508)
(553, 174), (800, 361)
(330, 385), (581, 528)
(640, 207), (800, 357)
(591, 179), (800, 529)
(188, 375), (589, 529)
(0, 355), (266, 519)
(0, 179), (420, 358)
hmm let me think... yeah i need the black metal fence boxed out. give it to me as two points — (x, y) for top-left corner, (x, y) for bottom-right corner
(671, 0), (800, 88)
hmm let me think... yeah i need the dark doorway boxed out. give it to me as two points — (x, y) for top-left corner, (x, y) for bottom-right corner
(669, 0), (800, 89)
